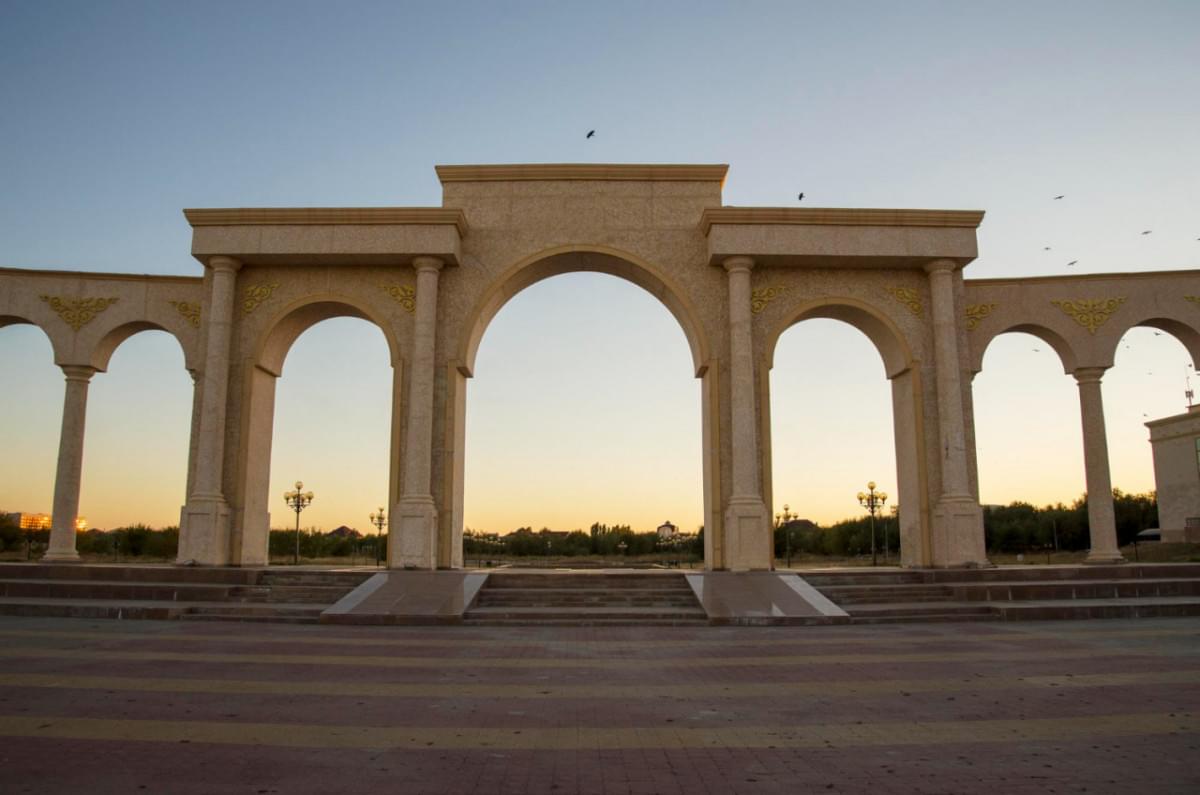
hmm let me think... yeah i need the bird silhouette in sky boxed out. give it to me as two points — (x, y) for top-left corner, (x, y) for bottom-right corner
(1054, 195), (1064, 200)
(1154, 331), (1163, 336)
(1142, 230), (1153, 235)
(1067, 260), (1078, 266)
(1044, 246), (1052, 251)
(586, 130), (595, 139)
(1033, 348), (1042, 353)
(798, 192), (805, 201)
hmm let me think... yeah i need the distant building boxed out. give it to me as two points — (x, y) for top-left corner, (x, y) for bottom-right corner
(1147, 406), (1200, 542)
(4, 513), (52, 531)
(656, 521), (678, 540)
(328, 525), (361, 539)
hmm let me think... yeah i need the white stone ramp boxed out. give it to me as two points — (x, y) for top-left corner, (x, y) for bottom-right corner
(685, 572), (850, 625)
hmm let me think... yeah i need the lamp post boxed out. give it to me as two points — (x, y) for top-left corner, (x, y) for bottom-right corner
(284, 481), (314, 566)
(856, 481), (888, 567)
(369, 506), (386, 567)
(774, 503), (796, 568)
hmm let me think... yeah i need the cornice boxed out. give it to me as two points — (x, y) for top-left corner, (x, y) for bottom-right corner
(966, 268), (1200, 287)
(183, 208), (468, 236)
(700, 207), (986, 235)
(0, 266), (202, 284)
(435, 163), (729, 184)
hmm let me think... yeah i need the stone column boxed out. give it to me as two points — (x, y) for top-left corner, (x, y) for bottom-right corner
(43, 365), (96, 562)
(925, 259), (987, 565)
(393, 256), (444, 569)
(178, 255), (241, 565)
(721, 256), (770, 570)
(1074, 367), (1124, 563)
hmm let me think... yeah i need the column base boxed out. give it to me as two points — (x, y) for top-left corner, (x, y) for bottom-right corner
(177, 497), (231, 566)
(723, 496), (772, 571)
(392, 495), (438, 569)
(41, 548), (81, 563)
(930, 496), (991, 567)
(1084, 549), (1126, 565)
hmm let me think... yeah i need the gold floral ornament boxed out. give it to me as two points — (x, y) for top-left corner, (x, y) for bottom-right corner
(1050, 297), (1126, 335)
(750, 286), (788, 314)
(885, 286), (924, 318)
(168, 300), (201, 328)
(243, 282), (280, 314)
(1185, 296), (1200, 307)
(380, 283), (416, 313)
(39, 295), (119, 331)
(964, 303), (997, 331)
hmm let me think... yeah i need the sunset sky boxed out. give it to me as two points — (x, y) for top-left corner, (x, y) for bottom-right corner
(1, 2), (1198, 534)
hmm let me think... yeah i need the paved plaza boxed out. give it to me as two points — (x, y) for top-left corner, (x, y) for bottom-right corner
(0, 616), (1196, 794)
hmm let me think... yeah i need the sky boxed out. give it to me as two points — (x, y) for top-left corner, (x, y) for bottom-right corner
(1, 1), (1198, 534)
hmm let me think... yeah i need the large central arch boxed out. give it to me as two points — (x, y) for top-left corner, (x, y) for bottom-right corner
(442, 245), (716, 567)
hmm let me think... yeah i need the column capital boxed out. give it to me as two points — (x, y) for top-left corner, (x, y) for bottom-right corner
(722, 256), (755, 274)
(1074, 366), (1109, 385)
(207, 255), (242, 274)
(60, 364), (96, 382)
(413, 256), (445, 274)
(923, 258), (958, 275)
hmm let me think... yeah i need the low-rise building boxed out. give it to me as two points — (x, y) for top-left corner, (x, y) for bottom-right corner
(1147, 405), (1200, 542)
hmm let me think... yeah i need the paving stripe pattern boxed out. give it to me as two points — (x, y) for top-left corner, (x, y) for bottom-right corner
(0, 616), (1197, 794)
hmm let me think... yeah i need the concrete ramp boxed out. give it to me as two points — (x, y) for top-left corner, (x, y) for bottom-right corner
(321, 571), (487, 625)
(686, 572), (849, 625)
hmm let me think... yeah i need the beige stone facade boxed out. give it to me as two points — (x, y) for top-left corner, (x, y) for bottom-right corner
(3, 163), (1198, 569)
(1146, 407), (1200, 543)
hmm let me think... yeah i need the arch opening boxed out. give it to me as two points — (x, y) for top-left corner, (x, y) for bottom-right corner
(455, 261), (707, 569)
(82, 330), (192, 541)
(234, 300), (399, 566)
(0, 323), (62, 554)
(765, 303), (923, 567)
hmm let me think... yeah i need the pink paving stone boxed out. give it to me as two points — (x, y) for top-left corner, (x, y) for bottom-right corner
(0, 615), (1197, 794)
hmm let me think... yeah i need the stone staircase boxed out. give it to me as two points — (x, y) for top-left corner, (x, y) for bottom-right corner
(803, 564), (1200, 624)
(464, 571), (708, 625)
(0, 563), (371, 624)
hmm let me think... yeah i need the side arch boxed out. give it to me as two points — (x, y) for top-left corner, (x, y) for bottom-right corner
(231, 294), (404, 566)
(761, 296), (930, 566)
(0, 314), (69, 365)
(90, 321), (192, 372)
(458, 245), (712, 378)
(1102, 315), (1200, 371)
(971, 323), (1079, 375)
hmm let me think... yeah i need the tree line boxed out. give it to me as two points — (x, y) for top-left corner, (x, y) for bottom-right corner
(1, 491), (1161, 561)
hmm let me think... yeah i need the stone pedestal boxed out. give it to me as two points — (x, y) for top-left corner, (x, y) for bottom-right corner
(393, 496), (438, 569)
(930, 497), (987, 567)
(177, 497), (231, 565)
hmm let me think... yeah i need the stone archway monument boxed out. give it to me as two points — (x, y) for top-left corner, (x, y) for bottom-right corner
(169, 164), (989, 570)
(18, 162), (1190, 569)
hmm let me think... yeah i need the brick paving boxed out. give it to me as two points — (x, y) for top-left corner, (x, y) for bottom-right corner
(0, 617), (1196, 794)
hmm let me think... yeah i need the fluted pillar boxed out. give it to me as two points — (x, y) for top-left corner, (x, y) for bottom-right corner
(178, 255), (241, 565)
(393, 256), (444, 569)
(1074, 367), (1124, 563)
(925, 259), (987, 566)
(43, 365), (96, 562)
(721, 256), (770, 570)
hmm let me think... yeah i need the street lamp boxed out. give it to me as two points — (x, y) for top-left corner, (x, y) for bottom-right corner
(369, 506), (386, 567)
(284, 481), (314, 566)
(775, 503), (796, 568)
(856, 481), (888, 567)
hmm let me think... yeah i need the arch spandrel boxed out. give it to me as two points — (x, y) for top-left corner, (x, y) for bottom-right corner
(89, 321), (194, 373)
(457, 245), (712, 379)
(0, 314), (68, 365)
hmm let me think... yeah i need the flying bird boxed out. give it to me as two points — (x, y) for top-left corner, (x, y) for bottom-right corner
(1142, 230), (1152, 235)
(1032, 348), (1042, 353)
(1044, 246), (1052, 251)
(1067, 260), (1078, 266)
(586, 130), (595, 139)
(1054, 195), (1064, 200)
(797, 192), (805, 201)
